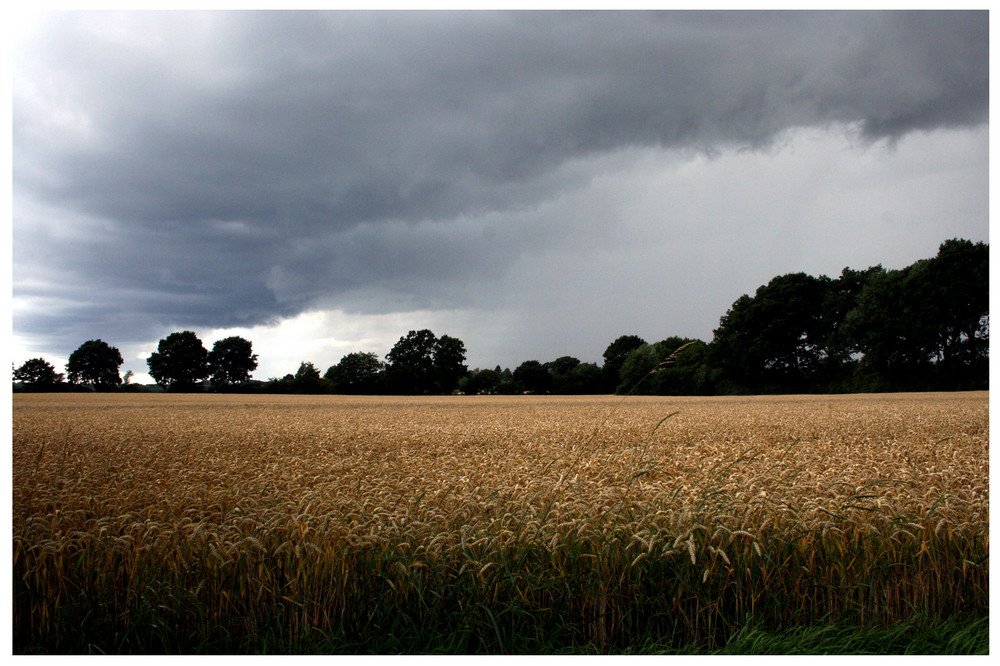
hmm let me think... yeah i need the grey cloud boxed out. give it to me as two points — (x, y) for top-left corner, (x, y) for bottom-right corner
(12, 10), (989, 356)
(17, 12), (987, 222)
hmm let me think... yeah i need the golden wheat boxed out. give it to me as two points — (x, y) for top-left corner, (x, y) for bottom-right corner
(12, 391), (989, 651)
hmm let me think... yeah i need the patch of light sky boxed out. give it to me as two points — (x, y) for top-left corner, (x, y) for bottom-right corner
(43, 120), (984, 386)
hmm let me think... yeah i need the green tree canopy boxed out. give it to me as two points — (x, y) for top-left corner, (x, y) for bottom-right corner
(513, 360), (551, 394)
(292, 361), (324, 393)
(67, 339), (123, 388)
(385, 329), (468, 394)
(14, 358), (64, 389)
(460, 367), (502, 395)
(326, 352), (385, 394)
(843, 239), (988, 389)
(602, 334), (647, 392)
(557, 362), (604, 394)
(926, 239), (989, 374)
(617, 344), (661, 394)
(712, 273), (832, 391)
(548, 356), (600, 394)
(386, 329), (439, 394)
(433, 334), (468, 394)
(647, 339), (714, 396)
(147, 331), (209, 391)
(208, 336), (259, 387)
(614, 338), (713, 395)
(547, 356), (581, 377)
(822, 265), (885, 364)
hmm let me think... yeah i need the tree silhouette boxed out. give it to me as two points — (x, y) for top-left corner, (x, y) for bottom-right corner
(326, 352), (385, 394)
(147, 331), (209, 391)
(712, 273), (831, 390)
(386, 329), (468, 394)
(386, 329), (438, 394)
(602, 335), (647, 392)
(513, 360), (551, 394)
(67, 339), (123, 389)
(208, 336), (259, 387)
(292, 361), (324, 393)
(433, 334), (468, 394)
(14, 358), (64, 390)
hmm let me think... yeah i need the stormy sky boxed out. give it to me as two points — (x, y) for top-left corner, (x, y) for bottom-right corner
(11, 10), (989, 383)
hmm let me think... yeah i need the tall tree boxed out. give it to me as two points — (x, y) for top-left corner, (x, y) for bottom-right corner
(513, 360), (551, 394)
(433, 334), (468, 394)
(547, 356), (583, 394)
(647, 338), (715, 396)
(851, 269), (916, 377)
(384, 329), (468, 394)
(67, 339), (123, 389)
(918, 239), (989, 371)
(386, 329), (439, 394)
(13, 358), (64, 390)
(617, 338), (712, 395)
(712, 273), (831, 391)
(602, 334), (647, 392)
(559, 362), (604, 394)
(460, 367), (501, 395)
(147, 331), (209, 391)
(843, 239), (988, 389)
(208, 336), (259, 387)
(292, 361), (325, 393)
(326, 352), (385, 394)
(616, 344), (661, 394)
(822, 265), (886, 366)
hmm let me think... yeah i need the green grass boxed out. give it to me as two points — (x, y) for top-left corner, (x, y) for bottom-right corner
(14, 533), (988, 654)
(275, 615), (990, 655)
(36, 610), (990, 655)
(711, 616), (989, 655)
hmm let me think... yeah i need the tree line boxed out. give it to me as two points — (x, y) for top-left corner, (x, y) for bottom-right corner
(13, 239), (988, 396)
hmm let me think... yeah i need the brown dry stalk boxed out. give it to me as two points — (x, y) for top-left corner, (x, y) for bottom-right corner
(12, 391), (988, 635)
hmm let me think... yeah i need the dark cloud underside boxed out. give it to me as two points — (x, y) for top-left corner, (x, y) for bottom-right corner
(13, 10), (988, 358)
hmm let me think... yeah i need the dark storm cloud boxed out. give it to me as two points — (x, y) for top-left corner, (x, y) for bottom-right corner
(13, 10), (989, 353)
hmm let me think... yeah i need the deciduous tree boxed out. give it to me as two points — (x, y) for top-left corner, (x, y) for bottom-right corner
(433, 334), (468, 394)
(843, 239), (988, 389)
(147, 331), (209, 391)
(13, 358), (64, 389)
(386, 329), (468, 394)
(513, 360), (551, 394)
(326, 352), (385, 394)
(602, 335), (646, 392)
(67, 339), (123, 389)
(208, 336), (259, 387)
(712, 273), (831, 391)
(292, 361), (324, 393)
(386, 329), (438, 394)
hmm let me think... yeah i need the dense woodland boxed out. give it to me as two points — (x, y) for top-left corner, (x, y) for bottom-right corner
(14, 239), (988, 396)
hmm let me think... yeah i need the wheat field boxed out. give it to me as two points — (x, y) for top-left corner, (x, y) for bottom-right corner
(12, 391), (989, 653)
